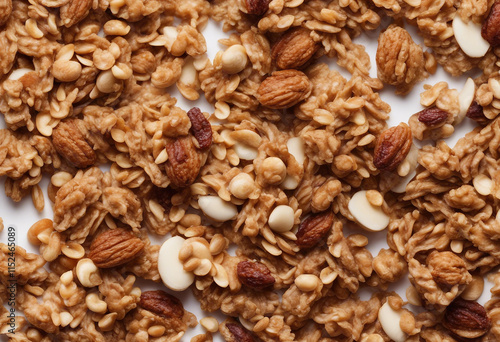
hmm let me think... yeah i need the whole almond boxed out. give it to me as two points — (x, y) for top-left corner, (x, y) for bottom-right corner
(220, 319), (260, 342)
(257, 69), (312, 109)
(443, 298), (490, 339)
(417, 107), (449, 126)
(88, 228), (145, 268)
(296, 211), (334, 249)
(373, 123), (412, 171)
(271, 28), (319, 70)
(237, 260), (275, 290)
(52, 120), (96, 168)
(0, 0), (12, 26)
(140, 290), (184, 319)
(482, 1), (500, 47)
(164, 136), (201, 188)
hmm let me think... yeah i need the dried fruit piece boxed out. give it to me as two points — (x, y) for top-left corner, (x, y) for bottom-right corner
(59, 0), (92, 27)
(187, 107), (212, 150)
(257, 70), (312, 109)
(443, 298), (490, 339)
(221, 319), (260, 342)
(296, 211), (334, 249)
(0, 0), (12, 26)
(140, 290), (184, 319)
(237, 260), (275, 290)
(52, 120), (96, 168)
(373, 123), (412, 171)
(482, 0), (500, 47)
(466, 101), (488, 123)
(88, 228), (145, 268)
(164, 136), (201, 188)
(417, 107), (449, 126)
(245, 0), (270, 15)
(271, 28), (319, 70)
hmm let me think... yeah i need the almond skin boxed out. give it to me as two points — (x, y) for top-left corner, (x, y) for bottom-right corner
(272, 28), (319, 70)
(237, 260), (275, 290)
(88, 228), (145, 268)
(296, 211), (334, 249)
(140, 290), (184, 319)
(52, 120), (96, 169)
(164, 136), (201, 188)
(257, 69), (312, 109)
(373, 123), (412, 171)
(443, 298), (490, 339)
(482, 0), (500, 47)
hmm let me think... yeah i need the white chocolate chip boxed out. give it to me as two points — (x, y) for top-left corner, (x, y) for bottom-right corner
(473, 174), (493, 196)
(348, 190), (390, 231)
(457, 78), (475, 125)
(268, 205), (295, 233)
(378, 302), (407, 342)
(228, 173), (255, 199)
(158, 236), (195, 291)
(452, 15), (490, 58)
(287, 137), (306, 165)
(198, 196), (238, 222)
(233, 143), (259, 160)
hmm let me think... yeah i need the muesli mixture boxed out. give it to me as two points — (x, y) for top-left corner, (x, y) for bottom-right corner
(1, 0), (500, 340)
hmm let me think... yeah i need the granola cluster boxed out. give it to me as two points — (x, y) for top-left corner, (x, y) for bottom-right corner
(2, 0), (500, 340)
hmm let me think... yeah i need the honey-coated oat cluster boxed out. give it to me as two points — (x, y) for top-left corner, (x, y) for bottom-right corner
(1, 0), (500, 340)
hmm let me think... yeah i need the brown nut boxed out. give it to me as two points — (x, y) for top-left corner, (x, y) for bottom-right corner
(59, 0), (92, 27)
(88, 228), (145, 268)
(245, 0), (270, 15)
(164, 136), (202, 188)
(466, 101), (488, 124)
(237, 260), (275, 290)
(443, 298), (490, 339)
(296, 211), (334, 249)
(0, 0), (13, 26)
(257, 70), (312, 109)
(427, 251), (471, 288)
(187, 107), (212, 150)
(482, 1), (500, 47)
(417, 107), (449, 126)
(271, 28), (319, 70)
(373, 123), (412, 171)
(139, 290), (184, 319)
(52, 120), (96, 168)
(221, 319), (259, 342)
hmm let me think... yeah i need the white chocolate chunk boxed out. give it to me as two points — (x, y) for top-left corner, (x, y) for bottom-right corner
(233, 143), (258, 160)
(198, 196), (238, 222)
(378, 302), (407, 342)
(452, 15), (490, 58)
(473, 174), (493, 196)
(228, 173), (255, 199)
(348, 190), (390, 231)
(158, 236), (195, 291)
(268, 205), (295, 232)
(287, 137), (306, 165)
(221, 44), (248, 74)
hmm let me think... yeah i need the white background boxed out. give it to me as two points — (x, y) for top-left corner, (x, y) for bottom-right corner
(0, 17), (492, 341)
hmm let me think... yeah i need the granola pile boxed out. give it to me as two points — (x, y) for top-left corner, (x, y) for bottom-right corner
(1, 0), (500, 340)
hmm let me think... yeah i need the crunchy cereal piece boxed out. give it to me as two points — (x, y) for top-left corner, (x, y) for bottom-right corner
(376, 25), (426, 94)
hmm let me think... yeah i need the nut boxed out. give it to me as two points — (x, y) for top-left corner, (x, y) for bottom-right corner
(198, 195), (238, 222)
(466, 101), (488, 123)
(139, 290), (184, 319)
(85, 293), (107, 314)
(452, 15), (490, 58)
(164, 136), (201, 188)
(221, 44), (248, 74)
(378, 302), (406, 342)
(427, 251), (471, 287)
(237, 260), (275, 290)
(245, 0), (270, 15)
(373, 123), (412, 171)
(59, 0), (92, 27)
(75, 258), (102, 287)
(348, 191), (390, 232)
(221, 319), (258, 342)
(482, 1), (500, 47)
(158, 236), (195, 291)
(257, 70), (312, 109)
(294, 274), (320, 292)
(52, 120), (96, 168)
(268, 205), (295, 232)
(417, 107), (449, 126)
(296, 211), (334, 249)
(51, 60), (82, 83)
(187, 107), (212, 150)
(228, 173), (257, 199)
(443, 298), (490, 339)
(200, 316), (219, 333)
(88, 228), (145, 268)
(271, 28), (318, 70)
(0, 0), (12, 26)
